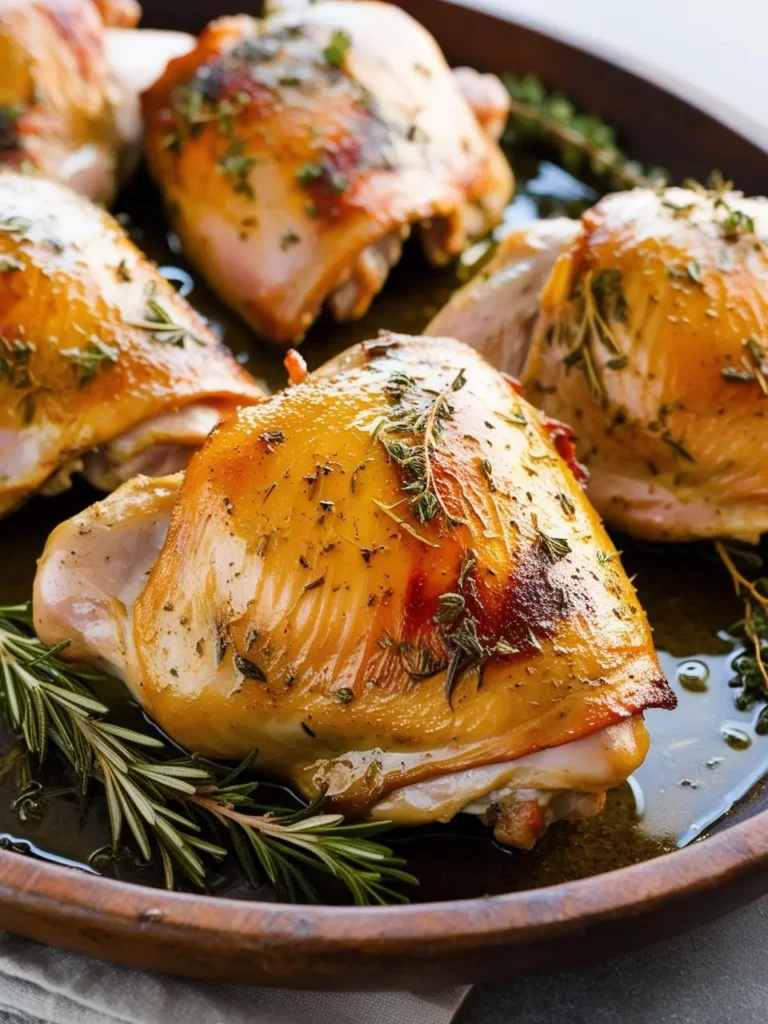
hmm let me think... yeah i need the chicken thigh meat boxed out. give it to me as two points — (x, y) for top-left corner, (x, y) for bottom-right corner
(34, 333), (674, 847)
(430, 185), (768, 543)
(142, 1), (513, 344)
(0, 169), (264, 517)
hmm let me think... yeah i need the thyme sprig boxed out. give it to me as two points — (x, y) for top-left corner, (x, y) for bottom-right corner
(377, 368), (467, 528)
(128, 283), (207, 348)
(716, 543), (768, 733)
(0, 604), (416, 905)
(502, 73), (668, 191)
(558, 269), (629, 403)
(722, 338), (768, 394)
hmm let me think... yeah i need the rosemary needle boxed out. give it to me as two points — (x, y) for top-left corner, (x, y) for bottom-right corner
(0, 603), (416, 905)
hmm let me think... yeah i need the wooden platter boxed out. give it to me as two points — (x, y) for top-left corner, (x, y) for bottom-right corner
(1, 0), (768, 988)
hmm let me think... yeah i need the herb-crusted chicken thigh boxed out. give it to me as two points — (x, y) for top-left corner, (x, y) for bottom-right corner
(34, 333), (674, 848)
(141, 0), (513, 345)
(0, 0), (141, 203)
(0, 169), (264, 517)
(430, 184), (768, 542)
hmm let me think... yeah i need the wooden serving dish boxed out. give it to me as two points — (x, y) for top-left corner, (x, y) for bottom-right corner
(1, 0), (768, 988)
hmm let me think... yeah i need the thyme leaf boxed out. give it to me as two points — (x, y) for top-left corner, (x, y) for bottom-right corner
(60, 338), (119, 387)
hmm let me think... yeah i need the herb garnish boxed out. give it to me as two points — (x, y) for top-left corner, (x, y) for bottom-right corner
(0, 337), (34, 389)
(0, 604), (416, 904)
(537, 530), (572, 563)
(217, 138), (255, 198)
(128, 283), (207, 347)
(721, 338), (768, 394)
(558, 269), (628, 403)
(377, 368), (467, 528)
(60, 339), (119, 387)
(0, 216), (31, 237)
(502, 73), (668, 191)
(322, 29), (352, 67)
(716, 544), (768, 732)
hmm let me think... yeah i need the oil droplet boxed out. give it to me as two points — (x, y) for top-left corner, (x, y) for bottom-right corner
(721, 723), (752, 750)
(677, 659), (709, 693)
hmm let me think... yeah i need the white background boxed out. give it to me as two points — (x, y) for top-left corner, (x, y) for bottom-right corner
(469, 0), (768, 134)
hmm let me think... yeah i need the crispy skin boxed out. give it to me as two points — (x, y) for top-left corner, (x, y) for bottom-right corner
(524, 187), (768, 542)
(0, 170), (264, 516)
(34, 333), (671, 814)
(0, 0), (131, 203)
(141, 2), (513, 344)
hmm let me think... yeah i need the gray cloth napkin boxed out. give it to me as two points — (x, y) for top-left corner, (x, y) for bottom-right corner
(0, 933), (469, 1024)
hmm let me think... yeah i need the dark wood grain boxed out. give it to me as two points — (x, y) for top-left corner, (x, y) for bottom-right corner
(0, 0), (767, 988)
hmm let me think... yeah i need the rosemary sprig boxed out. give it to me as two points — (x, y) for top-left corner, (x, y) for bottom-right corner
(0, 604), (416, 905)
(716, 543), (768, 734)
(502, 73), (668, 191)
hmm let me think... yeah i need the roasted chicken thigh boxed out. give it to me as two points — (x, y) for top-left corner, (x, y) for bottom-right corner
(34, 333), (674, 847)
(0, 169), (263, 517)
(0, 0), (142, 203)
(141, 1), (513, 344)
(430, 185), (768, 542)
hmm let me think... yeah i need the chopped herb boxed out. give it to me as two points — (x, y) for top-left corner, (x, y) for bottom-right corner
(296, 161), (324, 188)
(280, 229), (301, 250)
(334, 687), (354, 704)
(60, 338), (119, 386)
(0, 337), (34, 389)
(687, 259), (703, 284)
(0, 256), (22, 273)
(721, 338), (768, 395)
(458, 550), (476, 588)
(555, 492), (576, 516)
(303, 576), (325, 593)
(116, 259), (132, 282)
(0, 216), (31, 237)
(217, 138), (255, 198)
(537, 530), (572, 563)
(480, 458), (496, 492)
(660, 430), (695, 462)
(233, 654), (267, 682)
(434, 593), (465, 624)
(322, 29), (352, 67)
(128, 282), (207, 347)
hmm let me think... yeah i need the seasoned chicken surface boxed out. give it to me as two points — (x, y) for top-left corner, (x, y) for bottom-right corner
(0, 0), (141, 203)
(0, 169), (264, 517)
(429, 186), (768, 543)
(525, 186), (768, 542)
(141, 1), (513, 345)
(427, 217), (578, 375)
(34, 333), (674, 845)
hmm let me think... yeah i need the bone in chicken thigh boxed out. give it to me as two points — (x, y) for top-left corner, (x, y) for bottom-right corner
(0, 169), (264, 518)
(141, 1), (514, 345)
(34, 333), (675, 849)
(430, 184), (768, 543)
(0, 0), (141, 203)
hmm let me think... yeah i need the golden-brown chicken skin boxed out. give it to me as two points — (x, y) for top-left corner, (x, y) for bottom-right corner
(521, 186), (768, 543)
(141, 1), (513, 345)
(0, 0), (140, 203)
(0, 169), (264, 517)
(34, 333), (674, 842)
